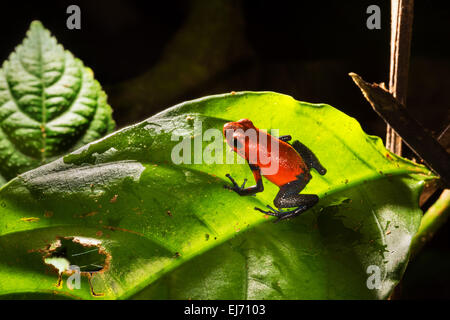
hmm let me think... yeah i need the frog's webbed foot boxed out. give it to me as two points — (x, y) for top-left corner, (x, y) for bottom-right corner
(254, 204), (310, 223)
(224, 173), (264, 196)
(224, 174), (248, 193)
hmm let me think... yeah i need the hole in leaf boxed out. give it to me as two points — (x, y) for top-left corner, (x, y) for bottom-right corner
(44, 237), (109, 274)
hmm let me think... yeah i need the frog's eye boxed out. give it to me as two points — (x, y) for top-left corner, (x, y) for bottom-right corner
(233, 137), (243, 149)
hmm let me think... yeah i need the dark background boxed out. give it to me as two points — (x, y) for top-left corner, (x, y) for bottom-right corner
(0, 0), (449, 299)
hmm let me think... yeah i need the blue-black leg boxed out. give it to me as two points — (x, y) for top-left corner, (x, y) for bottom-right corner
(279, 135), (292, 142)
(224, 164), (264, 196)
(254, 178), (319, 222)
(292, 140), (327, 175)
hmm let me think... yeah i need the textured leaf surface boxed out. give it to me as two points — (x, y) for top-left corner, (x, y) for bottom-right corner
(0, 92), (432, 299)
(0, 21), (115, 182)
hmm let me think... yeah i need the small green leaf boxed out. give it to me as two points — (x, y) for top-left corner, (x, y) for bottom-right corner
(0, 21), (115, 182)
(0, 92), (434, 299)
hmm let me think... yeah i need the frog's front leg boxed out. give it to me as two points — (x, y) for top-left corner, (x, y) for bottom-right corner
(278, 135), (292, 142)
(254, 178), (318, 223)
(224, 164), (264, 196)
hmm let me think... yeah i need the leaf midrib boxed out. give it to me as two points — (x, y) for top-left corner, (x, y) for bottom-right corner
(0, 165), (427, 242)
(35, 27), (46, 163)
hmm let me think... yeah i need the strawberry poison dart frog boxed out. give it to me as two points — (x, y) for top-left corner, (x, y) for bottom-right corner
(223, 119), (327, 222)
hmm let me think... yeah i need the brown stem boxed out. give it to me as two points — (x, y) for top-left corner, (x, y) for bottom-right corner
(387, 0), (414, 155)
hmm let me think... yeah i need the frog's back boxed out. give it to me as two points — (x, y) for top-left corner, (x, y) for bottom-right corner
(256, 130), (309, 187)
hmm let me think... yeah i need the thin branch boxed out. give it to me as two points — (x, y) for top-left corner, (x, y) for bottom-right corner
(420, 125), (450, 206)
(438, 124), (450, 152)
(387, 0), (414, 155)
(349, 73), (450, 187)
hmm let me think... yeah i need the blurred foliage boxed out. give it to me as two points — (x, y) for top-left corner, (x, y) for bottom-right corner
(108, 0), (253, 125)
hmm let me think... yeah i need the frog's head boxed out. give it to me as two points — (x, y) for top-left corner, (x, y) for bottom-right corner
(223, 119), (257, 158)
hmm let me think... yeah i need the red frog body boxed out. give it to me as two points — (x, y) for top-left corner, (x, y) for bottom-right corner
(223, 119), (326, 222)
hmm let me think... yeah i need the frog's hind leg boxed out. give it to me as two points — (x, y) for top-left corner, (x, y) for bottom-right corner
(292, 140), (327, 175)
(254, 194), (318, 223)
(254, 179), (319, 223)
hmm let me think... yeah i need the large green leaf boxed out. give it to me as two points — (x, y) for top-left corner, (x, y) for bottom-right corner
(0, 92), (433, 299)
(0, 21), (115, 182)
